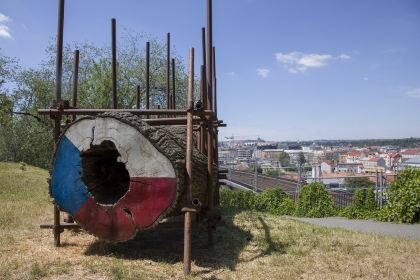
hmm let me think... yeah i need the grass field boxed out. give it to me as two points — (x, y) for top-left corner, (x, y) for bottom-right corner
(1, 162), (420, 279)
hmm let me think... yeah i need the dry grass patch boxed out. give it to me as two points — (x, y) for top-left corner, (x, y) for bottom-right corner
(1, 162), (420, 279)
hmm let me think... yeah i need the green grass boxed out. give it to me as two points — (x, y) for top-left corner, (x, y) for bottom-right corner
(1, 162), (420, 279)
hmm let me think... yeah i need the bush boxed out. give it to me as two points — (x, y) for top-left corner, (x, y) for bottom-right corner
(343, 188), (378, 219)
(219, 188), (295, 215)
(378, 168), (420, 223)
(294, 182), (337, 218)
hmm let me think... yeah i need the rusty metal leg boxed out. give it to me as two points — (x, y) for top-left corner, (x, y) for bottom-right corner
(183, 48), (194, 275)
(53, 203), (61, 246)
(183, 211), (192, 274)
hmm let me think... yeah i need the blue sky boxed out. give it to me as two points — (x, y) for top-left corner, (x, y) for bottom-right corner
(1, 0), (419, 142)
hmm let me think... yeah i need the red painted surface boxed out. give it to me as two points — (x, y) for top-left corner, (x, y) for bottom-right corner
(74, 177), (176, 241)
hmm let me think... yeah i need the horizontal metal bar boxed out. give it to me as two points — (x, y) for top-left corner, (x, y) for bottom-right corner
(38, 108), (214, 117)
(40, 222), (81, 230)
(40, 220), (225, 230)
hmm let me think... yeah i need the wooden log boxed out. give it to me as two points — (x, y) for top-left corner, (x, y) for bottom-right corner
(50, 112), (216, 241)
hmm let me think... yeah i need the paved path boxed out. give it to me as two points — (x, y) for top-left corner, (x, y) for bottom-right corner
(286, 217), (420, 240)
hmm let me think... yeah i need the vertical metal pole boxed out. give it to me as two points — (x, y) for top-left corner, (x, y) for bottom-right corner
(53, 0), (65, 247)
(146, 42), (150, 118)
(55, 0), (64, 102)
(71, 50), (79, 122)
(183, 47), (194, 276)
(112, 18), (117, 109)
(172, 59), (176, 110)
(136, 85), (140, 110)
(201, 28), (207, 154)
(375, 170), (378, 203)
(166, 33), (170, 111)
(213, 46), (217, 118)
(206, 0), (213, 111)
(207, 117), (214, 244)
(380, 171), (384, 207)
(201, 28), (207, 111)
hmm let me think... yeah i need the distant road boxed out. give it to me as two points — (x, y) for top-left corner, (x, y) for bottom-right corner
(286, 217), (420, 239)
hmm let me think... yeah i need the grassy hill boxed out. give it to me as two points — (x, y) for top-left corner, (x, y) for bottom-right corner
(0, 162), (419, 279)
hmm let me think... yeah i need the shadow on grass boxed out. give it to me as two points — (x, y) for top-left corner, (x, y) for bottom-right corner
(84, 207), (252, 271)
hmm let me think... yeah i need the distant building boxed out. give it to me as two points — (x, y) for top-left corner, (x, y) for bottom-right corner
(359, 157), (386, 173)
(334, 163), (359, 173)
(347, 151), (366, 163)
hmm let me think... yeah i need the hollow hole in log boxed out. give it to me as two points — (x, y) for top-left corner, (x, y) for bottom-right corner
(80, 140), (130, 205)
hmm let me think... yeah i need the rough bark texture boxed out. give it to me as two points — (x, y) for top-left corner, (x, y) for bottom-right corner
(50, 112), (217, 241)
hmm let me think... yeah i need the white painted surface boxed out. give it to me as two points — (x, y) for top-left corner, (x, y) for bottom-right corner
(64, 117), (176, 178)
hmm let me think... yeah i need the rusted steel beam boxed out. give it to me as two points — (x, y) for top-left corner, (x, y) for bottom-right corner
(166, 33), (170, 111)
(55, 0), (64, 102)
(146, 41), (150, 118)
(183, 47), (194, 275)
(136, 85), (140, 109)
(71, 50), (79, 122)
(172, 58), (176, 110)
(38, 108), (214, 117)
(40, 220), (226, 230)
(206, 0), (213, 112)
(53, 0), (65, 247)
(112, 18), (117, 109)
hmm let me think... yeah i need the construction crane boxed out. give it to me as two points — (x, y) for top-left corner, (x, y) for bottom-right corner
(224, 135), (259, 147)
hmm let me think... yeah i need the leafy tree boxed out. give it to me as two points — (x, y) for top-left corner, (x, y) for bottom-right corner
(279, 151), (290, 167)
(344, 177), (375, 189)
(297, 151), (306, 165)
(0, 30), (192, 169)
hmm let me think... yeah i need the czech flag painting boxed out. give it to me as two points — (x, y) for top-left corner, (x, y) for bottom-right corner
(51, 117), (177, 241)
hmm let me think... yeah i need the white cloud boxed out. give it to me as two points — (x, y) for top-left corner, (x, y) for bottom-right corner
(275, 51), (350, 73)
(363, 77), (369, 81)
(257, 68), (270, 78)
(338, 53), (350, 59)
(406, 88), (420, 98)
(227, 72), (235, 75)
(0, 13), (12, 38)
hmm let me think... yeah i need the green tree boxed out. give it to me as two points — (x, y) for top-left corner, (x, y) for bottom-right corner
(297, 151), (306, 165)
(0, 30), (192, 169)
(344, 177), (375, 189)
(279, 151), (290, 167)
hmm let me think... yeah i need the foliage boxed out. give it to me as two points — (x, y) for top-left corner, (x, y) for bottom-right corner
(264, 167), (278, 176)
(249, 165), (262, 174)
(287, 137), (420, 149)
(341, 188), (378, 219)
(294, 182), (337, 218)
(297, 151), (306, 165)
(0, 30), (192, 169)
(219, 188), (295, 215)
(378, 168), (420, 223)
(279, 151), (290, 167)
(344, 177), (375, 189)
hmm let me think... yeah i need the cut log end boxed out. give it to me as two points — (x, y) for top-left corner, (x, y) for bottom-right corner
(50, 112), (214, 242)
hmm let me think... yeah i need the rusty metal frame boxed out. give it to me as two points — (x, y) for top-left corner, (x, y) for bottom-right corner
(39, 0), (224, 275)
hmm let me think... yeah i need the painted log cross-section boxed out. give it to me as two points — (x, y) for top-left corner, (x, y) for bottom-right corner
(50, 112), (212, 241)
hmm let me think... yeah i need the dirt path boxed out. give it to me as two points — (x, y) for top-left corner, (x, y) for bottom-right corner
(286, 216), (420, 239)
